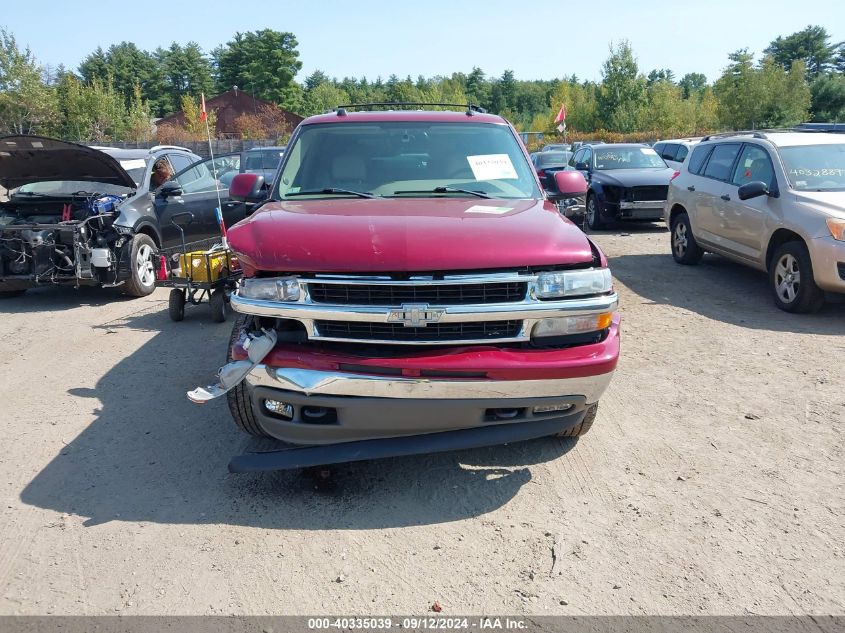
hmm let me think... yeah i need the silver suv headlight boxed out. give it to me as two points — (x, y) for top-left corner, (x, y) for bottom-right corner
(239, 276), (301, 302)
(536, 268), (612, 299)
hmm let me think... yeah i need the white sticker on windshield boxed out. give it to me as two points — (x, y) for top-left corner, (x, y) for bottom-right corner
(466, 154), (518, 180)
(120, 159), (146, 170)
(465, 205), (512, 215)
(640, 148), (658, 155)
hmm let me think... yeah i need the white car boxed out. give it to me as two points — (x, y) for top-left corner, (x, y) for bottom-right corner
(653, 138), (701, 170)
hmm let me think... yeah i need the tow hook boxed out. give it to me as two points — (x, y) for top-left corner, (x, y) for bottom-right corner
(187, 328), (277, 403)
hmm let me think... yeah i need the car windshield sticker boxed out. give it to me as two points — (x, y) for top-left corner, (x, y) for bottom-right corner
(120, 159), (146, 171)
(464, 205), (512, 214)
(467, 154), (518, 180)
(640, 148), (658, 155)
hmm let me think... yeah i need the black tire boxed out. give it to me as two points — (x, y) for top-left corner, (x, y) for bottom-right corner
(670, 211), (703, 265)
(168, 288), (185, 321)
(770, 241), (825, 313)
(209, 288), (227, 323)
(555, 403), (598, 438)
(226, 314), (270, 437)
(0, 289), (27, 298)
(585, 194), (605, 231)
(122, 234), (157, 297)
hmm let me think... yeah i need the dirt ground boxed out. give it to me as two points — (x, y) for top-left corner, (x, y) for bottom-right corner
(0, 225), (842, 616)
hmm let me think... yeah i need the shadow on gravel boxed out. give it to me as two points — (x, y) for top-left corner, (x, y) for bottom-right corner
(21, 307), (573, 529)
(610, 251), (845, 334)
(0, 285), (134, 313)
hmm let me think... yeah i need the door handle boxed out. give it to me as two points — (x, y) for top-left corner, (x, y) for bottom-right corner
(687, 186), (695, 192)
(720, 194), (730, 201)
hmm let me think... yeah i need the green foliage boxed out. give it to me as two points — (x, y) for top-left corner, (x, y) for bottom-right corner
(597, 41), (647, 133)
(57, 74), (128, 142)
(764, 25), (841, 79)
(0, 27), (57, 134)
(679, 72), (707, 98)
(811, 74), (845, 122)
(155, 42), (214, 115)
(214, 29), (302, 110)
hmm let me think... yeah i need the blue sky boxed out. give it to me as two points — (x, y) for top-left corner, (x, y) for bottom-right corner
(5, 0), (845, 83)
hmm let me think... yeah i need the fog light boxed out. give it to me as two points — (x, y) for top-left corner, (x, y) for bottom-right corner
(533, 403), (574, 414)
(264, 399), (293, 420)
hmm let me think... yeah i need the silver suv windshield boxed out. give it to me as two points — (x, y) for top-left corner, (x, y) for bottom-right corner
(276, 121), (540, 199)
(778, 144), (845, 191)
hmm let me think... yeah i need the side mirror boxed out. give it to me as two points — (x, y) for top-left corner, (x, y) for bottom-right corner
(157, 180), (182, 198)
(574, 161), (590, 172)
(738, 181), (770, 201)
(229, 173), (267, 203)
(554, 170), (588, 197)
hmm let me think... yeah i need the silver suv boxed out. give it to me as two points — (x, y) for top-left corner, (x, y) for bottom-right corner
(665, 131), (845, 313)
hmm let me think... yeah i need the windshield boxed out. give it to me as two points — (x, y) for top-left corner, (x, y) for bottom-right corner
(594, 147), (666, 169)
(244, 150), (284, 171)
(276, 121), (541, 199)
(536, 151), (573, 167)
(118, 158), (148, 186)
(778, 144), (845, 191)
(14, 180), (133, 196)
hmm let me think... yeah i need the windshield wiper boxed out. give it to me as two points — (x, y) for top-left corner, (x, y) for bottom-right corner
(285, 188), (378, 199)
(392, 186), (490, 199)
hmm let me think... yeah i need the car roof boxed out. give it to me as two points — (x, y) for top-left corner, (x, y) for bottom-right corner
(301, 109), (507, 125)
(245, 146), (286, 151)
(98, 148), (153, 160)
(701, 131), (845, 147)
(656, 138), (702, 144)
(590, 143), (650, 149)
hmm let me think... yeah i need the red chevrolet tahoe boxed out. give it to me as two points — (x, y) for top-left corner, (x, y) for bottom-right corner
(205, 105), (620, 471)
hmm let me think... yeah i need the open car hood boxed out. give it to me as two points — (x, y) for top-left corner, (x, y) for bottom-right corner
(0, 135), (137, 190)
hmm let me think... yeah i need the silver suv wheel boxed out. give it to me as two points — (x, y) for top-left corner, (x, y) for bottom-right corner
(773, 253), (800, 303)
(673, 222), (688, 258)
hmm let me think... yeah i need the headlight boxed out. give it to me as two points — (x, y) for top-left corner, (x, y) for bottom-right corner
(239, 276), (300, 301)
(536, 268), (612, 298)
(827, 218), (845, 241)
(533, 313), (614, 338)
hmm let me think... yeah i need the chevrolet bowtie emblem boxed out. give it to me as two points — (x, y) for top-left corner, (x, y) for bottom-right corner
(387, 304), (444, 327)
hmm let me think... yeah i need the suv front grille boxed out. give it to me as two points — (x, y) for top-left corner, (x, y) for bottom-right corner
(307, 281), (527, 305)
(630, 185), (668, 201)
(315, 320), (523, 343)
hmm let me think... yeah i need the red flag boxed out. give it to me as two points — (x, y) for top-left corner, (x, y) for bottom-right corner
(200, 93), (207, 122)
(554, 104), (567, 123)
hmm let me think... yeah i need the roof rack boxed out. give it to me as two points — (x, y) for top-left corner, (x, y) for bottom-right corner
(149, 144), (191, 153)
(701, 131), (771, 142)
(331, 102), (488, 117)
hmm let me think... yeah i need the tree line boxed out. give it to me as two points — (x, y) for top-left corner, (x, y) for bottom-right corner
(0, 24), (843, 143)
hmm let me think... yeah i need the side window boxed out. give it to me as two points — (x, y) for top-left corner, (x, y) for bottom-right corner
(174, 159), (217, 194)
(653, 143), (666, 157)
(675, 145), (689, 163)
(150, 157), (175, 189)
(569, 149), (582, 167)
(661, 144), (679, 161)
(730, 144), (776, 190)
(702, 143), (741, 182)
(582, 148), (593, 168)
(168, 153), (194, 174)
(688, 145), (712, 175)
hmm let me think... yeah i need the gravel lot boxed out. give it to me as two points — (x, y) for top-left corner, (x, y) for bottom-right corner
(0, 225), (842, 616)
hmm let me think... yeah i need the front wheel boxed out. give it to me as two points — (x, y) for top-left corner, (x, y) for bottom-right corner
(670, 211), (703, 265)
(555, 403), (598, 438)
(585, 195), (605, 231)
(123, 234), (157, 297)
(770, 241), (825, 313)
(226, 314), (271, 437)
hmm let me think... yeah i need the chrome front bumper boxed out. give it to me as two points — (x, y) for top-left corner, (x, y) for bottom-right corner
(246, 365), (615, 403)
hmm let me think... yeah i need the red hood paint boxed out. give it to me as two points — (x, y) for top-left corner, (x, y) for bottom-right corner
(228, 198), (596, 274)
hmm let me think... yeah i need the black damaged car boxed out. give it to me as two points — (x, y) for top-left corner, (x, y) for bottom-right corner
(0, 136), (252, 298)
(568, 143), (675, 230)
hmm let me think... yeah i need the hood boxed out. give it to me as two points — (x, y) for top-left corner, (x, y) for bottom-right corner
(228, 198), (596, 274)
(0, 135), (137, 190)
(594, 168), (675, 187)
(793, 190), (845, 220)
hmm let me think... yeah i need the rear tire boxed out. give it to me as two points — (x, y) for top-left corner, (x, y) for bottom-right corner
(585, 195), (605, 231)
(670, 211), (703, 265)
(168, 289), (185, 321)
(555, 403), (598, 438)
(226, 314), (270, 437)
(770, 241), (825, 313)
(209, 288), (227, 323)
(123, 234), (157, 297)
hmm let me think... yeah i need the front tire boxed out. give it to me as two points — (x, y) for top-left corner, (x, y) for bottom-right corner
(770, 241), (825, 313)
(555, 403), (598, 438)
(209, 288), (227, 323)
(670, 211), (703, 265)
(585, 195), (605, 231)
(226, 314), (270, 437)
(123, 234), (157, 297)
(168, 288), (185, 321)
